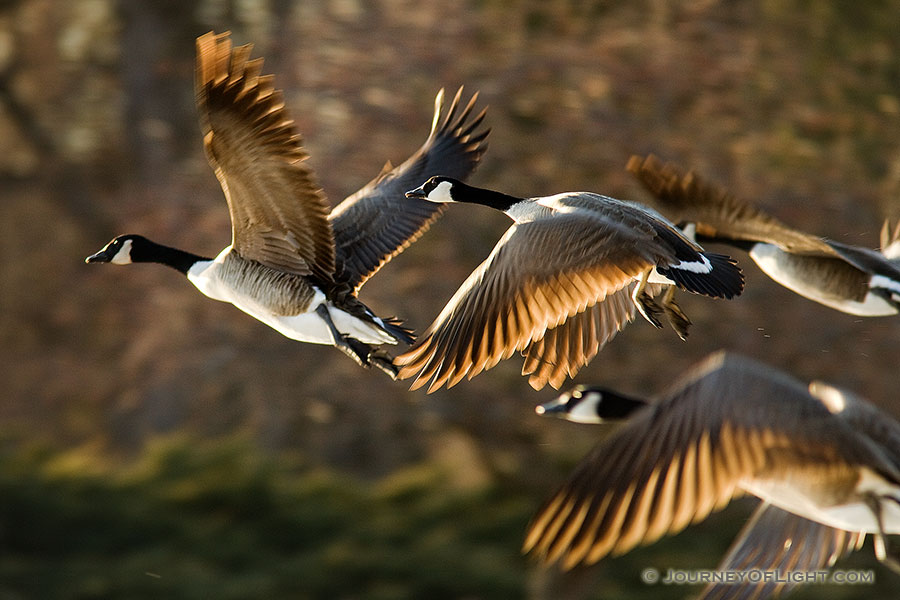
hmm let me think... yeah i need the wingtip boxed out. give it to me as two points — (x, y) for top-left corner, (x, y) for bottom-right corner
(430, 88), (446, 134)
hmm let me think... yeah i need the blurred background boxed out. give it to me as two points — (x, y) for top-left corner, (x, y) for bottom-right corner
(2, 0), (899, 598)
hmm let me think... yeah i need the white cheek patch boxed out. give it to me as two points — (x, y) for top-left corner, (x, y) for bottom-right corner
(426, 180), (455, 203)
(567, 394), (604, 424)
(110, 239), (133, 265)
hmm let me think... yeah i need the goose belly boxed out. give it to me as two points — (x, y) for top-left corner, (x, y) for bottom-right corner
(257, 305), (396, 345)
(187, 252), (394, 345)
(740, 473), (900, 534)
(749, 244), (897, 316)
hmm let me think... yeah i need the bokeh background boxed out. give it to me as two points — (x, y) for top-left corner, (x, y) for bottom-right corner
(2, 1), (899, 598)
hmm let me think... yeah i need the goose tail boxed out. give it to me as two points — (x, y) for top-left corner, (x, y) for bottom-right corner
(378, 316), (416, 345)
(657, 252), (744, 299)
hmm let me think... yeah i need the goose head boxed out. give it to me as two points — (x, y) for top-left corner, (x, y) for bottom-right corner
(536, 385), (648, 424)
(85, 234), (148, 265)
(406, 176), (462, 204)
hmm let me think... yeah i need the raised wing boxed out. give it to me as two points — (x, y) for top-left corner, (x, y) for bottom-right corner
(196, 31), (335, 279)
(329, 87), (489, 292)
(627, 154), (837, 256)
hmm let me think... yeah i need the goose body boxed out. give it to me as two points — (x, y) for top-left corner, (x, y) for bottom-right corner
(526, 352), (900, 576)
(186, 246), (393, 345)
(628, 153), (900, 316)
(86, 32), (489, 375)
(396, 177), (744, 391)
(747, 241), (900, 316)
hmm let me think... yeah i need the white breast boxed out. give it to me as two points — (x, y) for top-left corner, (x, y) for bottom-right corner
(749, 243), (897, 316)
(186, 246), (395, 345)
(740, 471), (900, 535)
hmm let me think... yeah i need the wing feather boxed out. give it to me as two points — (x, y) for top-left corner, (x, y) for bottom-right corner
(626, 154), (837, 256)
(396, 215), (668, 391)
(329, 87), (490, 291)
(196, 31), (335, 279)
(700, 503), (866, 600)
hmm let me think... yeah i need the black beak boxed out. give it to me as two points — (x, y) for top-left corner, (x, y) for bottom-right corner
(535, 398), (568, 417)
(85, 248), (112, 264)
(405, 185), (427, 199)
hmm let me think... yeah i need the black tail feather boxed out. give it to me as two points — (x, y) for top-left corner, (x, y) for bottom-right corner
(657, 253), (744, 299)
(381, 316), (416, 345)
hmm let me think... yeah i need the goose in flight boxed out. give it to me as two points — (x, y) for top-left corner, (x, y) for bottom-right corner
(86, 31), (489, 377)
(395, 177), (743, 391)
(537, 384), (868, 600)
(525, 352), (900, 581)
(627, 154), (900, 316)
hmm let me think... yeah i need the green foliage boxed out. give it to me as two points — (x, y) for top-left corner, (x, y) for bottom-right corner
(0, 436), (531, 600)
(2, 437), (896, 599)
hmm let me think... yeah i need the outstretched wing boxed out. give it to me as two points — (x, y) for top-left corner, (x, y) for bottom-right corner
(196, 31), (335, 279)
(520, 284), (641, 390)
(329, 87), (489, 292)
(627, 154), (837, 256)
(396, 213), (673, 392)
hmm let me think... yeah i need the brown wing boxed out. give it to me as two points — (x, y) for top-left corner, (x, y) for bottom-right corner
(329, 87), (489, 292)
(523, 352), (879, 570)
(700, 502), (865, 600)
(196, 31), (335, 279)
(395, 214), (674, 393)
(521, 284), (638, 390)
(626, 154), (838, 256)
(809, 381), (900, 478)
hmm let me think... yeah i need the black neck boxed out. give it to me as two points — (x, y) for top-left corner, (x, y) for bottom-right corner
(595, 390), (649, 420)
(452, 181), (523, 212)
(133, 238), (210, 274)
(694, 233), (756, 252)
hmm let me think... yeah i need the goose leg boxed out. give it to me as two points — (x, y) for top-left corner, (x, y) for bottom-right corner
(864, 494), (900, 574)
(631, 270), (664, 329)
(365, 349), (400, 380)
(661, 287), (691, 340)
(315, 304), (399, 379)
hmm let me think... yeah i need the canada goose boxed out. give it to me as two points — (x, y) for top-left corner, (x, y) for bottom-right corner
(627, 154), (900, 316)
(85, 32), (489, 377)
(395, 177), (744, 391)
(537, 383), (868, 600)
(524, 352), (900, 577)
